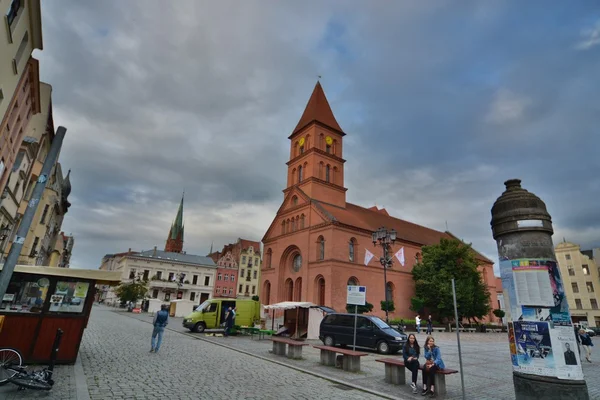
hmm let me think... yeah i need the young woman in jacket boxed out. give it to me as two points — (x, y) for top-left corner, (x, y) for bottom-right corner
(403, 334), (421, 393)
(422, 336), (445, 397)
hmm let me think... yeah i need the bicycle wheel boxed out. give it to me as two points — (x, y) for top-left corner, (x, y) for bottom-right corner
(9, 375), (52, 391)
(0, 348), (23, 386)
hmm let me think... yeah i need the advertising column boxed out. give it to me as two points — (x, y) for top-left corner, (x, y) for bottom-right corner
(491, 179), (588, 399)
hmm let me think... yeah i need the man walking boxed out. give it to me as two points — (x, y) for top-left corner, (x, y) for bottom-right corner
(224, 307), (235, 337)
(150, 304), (169, 353)
(426, 314), (433, 335)
(415, 315), (421, 334)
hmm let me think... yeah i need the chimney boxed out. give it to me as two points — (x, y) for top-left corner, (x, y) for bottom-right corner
(128, 248), (132, 254)
(153, 246), (157, 257)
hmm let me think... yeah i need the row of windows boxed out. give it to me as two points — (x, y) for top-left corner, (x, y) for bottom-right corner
(241, 256), (260, 266)
(290, 163), (339, 185)
(575, 298), (598, 310)
(317, 236), (357, 262)
(567, 264), (591, 276)
(238, 284), (256, 295)
(216, 287), (234, 295)
(240, 269), (258, 279)
(217, 273), (235, 282)
(281, 214), (306, 234)
(571, 282), (595, 293)
(130, 269), (210, 286)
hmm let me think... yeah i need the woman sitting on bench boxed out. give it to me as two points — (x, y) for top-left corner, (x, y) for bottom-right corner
(422, 336), (445, 397)
(403, 334), (421, 393)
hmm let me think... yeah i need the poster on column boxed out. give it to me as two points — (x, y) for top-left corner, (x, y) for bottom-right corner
(500, 257), (584, 380)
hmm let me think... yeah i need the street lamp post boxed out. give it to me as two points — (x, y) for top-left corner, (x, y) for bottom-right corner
(372, 227), (397, 323)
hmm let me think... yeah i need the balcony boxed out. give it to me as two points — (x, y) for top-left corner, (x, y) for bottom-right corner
(148, 280), (198, 291)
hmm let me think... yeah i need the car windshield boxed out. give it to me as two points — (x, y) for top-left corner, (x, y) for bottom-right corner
(371, 316), (391, 329)
(195, 300), (210, 311)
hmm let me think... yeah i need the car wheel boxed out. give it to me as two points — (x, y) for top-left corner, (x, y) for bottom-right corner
(324, 336), (335, 346)
(194, 323), (206, 333)
(377, 341), (390, 354)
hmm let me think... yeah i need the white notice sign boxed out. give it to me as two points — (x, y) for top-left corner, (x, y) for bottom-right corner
(347, 286), (366, 306)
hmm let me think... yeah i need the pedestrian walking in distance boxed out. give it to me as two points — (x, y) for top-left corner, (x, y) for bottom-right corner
(150, 304), (169, 353)
(224, 307), (235, 337)
(416, 315), (421, 334)
(579, 328), (594, 363)
(426, 315), (433, 335)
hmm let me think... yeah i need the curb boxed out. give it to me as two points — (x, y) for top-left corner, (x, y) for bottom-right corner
(117, 311), (401, 400)
(74, 353), (91, 400)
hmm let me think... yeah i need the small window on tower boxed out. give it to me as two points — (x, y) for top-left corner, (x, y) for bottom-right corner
(300, 146), (304, 154)
(326, 144), (331, 153)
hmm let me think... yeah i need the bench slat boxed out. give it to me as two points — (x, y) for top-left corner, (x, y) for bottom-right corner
(375, 358), (458, 374)
(271, 337), (309, 346)
(313, 345), (368, 357)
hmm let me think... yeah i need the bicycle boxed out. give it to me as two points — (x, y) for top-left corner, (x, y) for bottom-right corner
(0, 328), (63, 391)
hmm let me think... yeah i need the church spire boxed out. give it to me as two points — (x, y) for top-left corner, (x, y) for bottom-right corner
(165, 193), (184, 253)
(289, 81), (345, 138)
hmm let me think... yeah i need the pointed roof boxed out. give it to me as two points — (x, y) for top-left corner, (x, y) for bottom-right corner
(289, 81), (345, 138)
(170, 193), (184, 240)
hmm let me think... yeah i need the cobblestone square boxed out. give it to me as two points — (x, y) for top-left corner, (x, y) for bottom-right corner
(2, 305), (600, 399)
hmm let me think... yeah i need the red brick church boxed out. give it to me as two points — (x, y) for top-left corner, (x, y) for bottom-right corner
(260, 82), (500, 320)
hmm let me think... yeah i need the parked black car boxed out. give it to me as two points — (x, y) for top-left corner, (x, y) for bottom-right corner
(319, 313), (408, 354)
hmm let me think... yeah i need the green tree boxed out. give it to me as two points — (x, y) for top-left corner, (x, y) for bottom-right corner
(410, 297), (425, 314)
(493, 309), (505, 322)
(114, 280), (148, 304)
(412, 238), (491, 323)
(380, 300), (395, 313)
(251, 295), (259, 302)
(346, 302), (374, 314)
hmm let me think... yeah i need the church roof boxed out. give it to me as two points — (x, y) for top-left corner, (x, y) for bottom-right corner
(289, 81), (345, 138)
(135, 250), (216, 267)
(313, 200), (493, 264)
(168, 194), (185, 240)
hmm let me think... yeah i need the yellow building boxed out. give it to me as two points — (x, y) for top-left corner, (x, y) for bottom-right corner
(0, 0), (43, 193)
(555, 241), (600, 327)
(238, 244), (262, 299)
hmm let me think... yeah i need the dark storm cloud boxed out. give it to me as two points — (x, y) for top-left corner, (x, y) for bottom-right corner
(36, 1), (600, 269)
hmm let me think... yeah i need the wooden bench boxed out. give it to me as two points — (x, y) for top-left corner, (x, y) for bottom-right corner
(376, 358), (458, 396)
(270, 337), (309, 359)
(313, 345), (368, 372)
(431, 327), (446, 333)
(451, 327), (477, 333)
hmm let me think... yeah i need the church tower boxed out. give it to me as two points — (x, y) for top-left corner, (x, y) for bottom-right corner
(164, 194), (184, 253)
(285, 82), (347, 207)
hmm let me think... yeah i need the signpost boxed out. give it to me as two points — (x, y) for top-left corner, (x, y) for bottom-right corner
(347, 286), (366, 351)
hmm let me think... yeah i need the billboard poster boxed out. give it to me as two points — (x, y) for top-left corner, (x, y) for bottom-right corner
(500, 258), (584, 380)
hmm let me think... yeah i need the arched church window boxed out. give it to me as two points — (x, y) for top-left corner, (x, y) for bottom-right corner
(292, 196), (298, 206)
(293, 254), (302, 272)
(298, 165), (303, 183)
(349, 238), (356, 262)
(326, 165), (330, 183)
(300, 214), (305, 229)
(318, 236), (325, 260)
(326, 144), (331, 153)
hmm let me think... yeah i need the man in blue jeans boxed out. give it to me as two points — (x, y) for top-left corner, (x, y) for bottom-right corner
(150, 304), (169, 353)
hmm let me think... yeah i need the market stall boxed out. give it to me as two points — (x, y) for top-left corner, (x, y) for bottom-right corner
(263, 301), (335, 340)
(0, 265), (121, 364)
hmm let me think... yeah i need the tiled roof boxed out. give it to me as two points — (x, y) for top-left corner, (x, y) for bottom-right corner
(290, 82), (344, 137)
(134, 250), (216, 267)
(314, 201), (493, 264)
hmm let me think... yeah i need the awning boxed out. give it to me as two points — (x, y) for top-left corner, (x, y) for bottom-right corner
(263, 301), (335, 313)
(263, 301), (317, 310)
(0, 265), (122, 285)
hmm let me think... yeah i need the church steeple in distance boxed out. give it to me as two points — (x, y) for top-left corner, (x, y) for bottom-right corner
(165, 193), (184, 253)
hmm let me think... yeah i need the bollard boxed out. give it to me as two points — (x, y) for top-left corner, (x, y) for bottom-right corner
(491, 179), (588, 400)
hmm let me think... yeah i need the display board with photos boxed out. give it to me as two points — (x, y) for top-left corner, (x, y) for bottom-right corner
(0, 275), (50, 313)
(500, 258), (584, 380)
(48, 281), (89, 313)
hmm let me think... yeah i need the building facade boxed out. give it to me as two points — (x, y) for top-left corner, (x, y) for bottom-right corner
(0, 82), (72, 266)
(260, 82), (499, 319)
(100, 248), (217, 306)
(214, 251), (238, 298)
(0, 0), (43, 194)
(208, 238), (262, 299)
(555, 241), (600, 327)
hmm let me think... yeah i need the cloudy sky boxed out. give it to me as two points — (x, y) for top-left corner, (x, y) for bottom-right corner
(35, 1), (600, 272)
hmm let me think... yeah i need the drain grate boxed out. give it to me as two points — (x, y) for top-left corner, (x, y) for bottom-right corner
(333, 384), (354, 391)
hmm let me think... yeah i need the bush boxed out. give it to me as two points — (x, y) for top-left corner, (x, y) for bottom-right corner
(251, 295), (259, 302)
(346, 302), (374, 314)
(380, 300), (395, 313)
